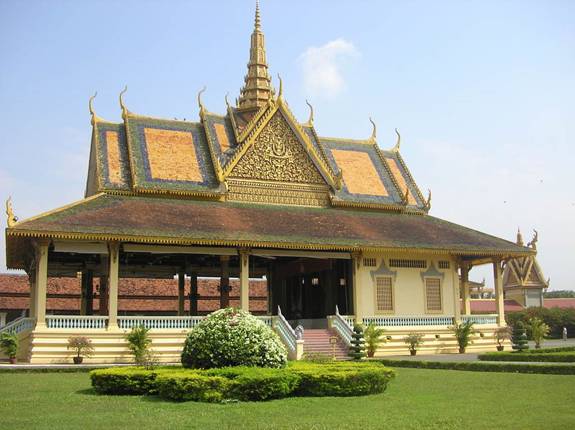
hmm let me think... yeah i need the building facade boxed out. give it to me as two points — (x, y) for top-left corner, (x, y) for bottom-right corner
(2, 4), (534, 363)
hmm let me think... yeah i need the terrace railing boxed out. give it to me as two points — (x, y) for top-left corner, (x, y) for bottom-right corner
(273, 306), (297, 353)
(256, 315), (273, 328)
(329, 306), (354, 346)
(461, 314), (498, 325)
(362, 315), (455, 328)
(46, 315), (109, 329)
(118, 316), (206, 330)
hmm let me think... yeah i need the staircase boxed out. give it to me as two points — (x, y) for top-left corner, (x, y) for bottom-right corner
(303, 329), (349, 360)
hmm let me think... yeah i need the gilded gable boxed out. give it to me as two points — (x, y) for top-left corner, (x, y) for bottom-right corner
(229, 112), (326, 185)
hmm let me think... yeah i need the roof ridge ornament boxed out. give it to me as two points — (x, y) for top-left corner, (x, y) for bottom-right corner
(5, 196), (18, 227)
(392, 128), (401, 152)
(197, 86), (207, 115)
(119, 85), (128, 119)
(516, 227), (524, 246)
(527, 229), (538, 250)
(225, 92), (231, 110)
(277, 74), (283, 100)
(424, 189), (432, 211)
(402, 186), (410, 206)
(369, 117), (377, 143)
(88, 91), (99, 125)
(305, 99), (314, 126)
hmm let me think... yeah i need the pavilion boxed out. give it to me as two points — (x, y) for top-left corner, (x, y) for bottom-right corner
(2, 3), (534, 363)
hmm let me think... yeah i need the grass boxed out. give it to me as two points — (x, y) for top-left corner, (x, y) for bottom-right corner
(1, 368), (574, 430)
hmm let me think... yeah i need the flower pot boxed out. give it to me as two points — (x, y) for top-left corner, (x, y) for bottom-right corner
(496, 345), (504, 352)
(459, 347), (466, 354)
(367, 351), (375, 358)
(73, 356), (84, 364)
(9, 357), (16, 364)
(410, 350), (417, 356)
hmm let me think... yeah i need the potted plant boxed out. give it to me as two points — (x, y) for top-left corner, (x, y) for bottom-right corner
(529, 317), (550, 349)
(126, 325), (154, 367)
(403, 333), (424, 356)
(495, 326), (511, 351)
(0, 332), (18, 364)
(364, 323), (386, 358)
(67, 336), (94, 364)
(450, 320), (475, 353)
(511, 321), (529, 351)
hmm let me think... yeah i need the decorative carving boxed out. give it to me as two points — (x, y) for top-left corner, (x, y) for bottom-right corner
(229, 113), (326, 185)
(226, 179), (329, 207)
(527, 230), (538, 250)
(5, 197), (18, 227)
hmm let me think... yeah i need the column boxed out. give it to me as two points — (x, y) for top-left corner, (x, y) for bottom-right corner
(34, 240), (49, 327)
(107, 242), (120, 329)
(351, 253), (363, 323)
(452, 266), (461, 324)
(79, 272), (86, 315)
(493, 259), (505, 326)
(239, 249), (250, 312)
(85, 271), (94, 315)
(219, 256), (230, 309)
(99, 276), (109, 316)
(189, 272), (198, 316)
(461, 263), (471, 315)
(28, 269), (36, 318)
(178, 270), (185, 316)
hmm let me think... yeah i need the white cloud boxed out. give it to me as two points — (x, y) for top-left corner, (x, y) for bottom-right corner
(299, 38), (359, 99)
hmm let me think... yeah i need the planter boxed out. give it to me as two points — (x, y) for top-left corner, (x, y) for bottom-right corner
(410, 350), (417, 356)
(9, 357), (16, 364)
(459, 347), (466, 354)
(496, 345), (504, 352)
(73, 356), (84, 364)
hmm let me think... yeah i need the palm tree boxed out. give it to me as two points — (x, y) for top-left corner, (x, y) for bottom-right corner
(364, 324), (386, 357)
(450, 321), (475, 353)
(529, 317), (550, 349)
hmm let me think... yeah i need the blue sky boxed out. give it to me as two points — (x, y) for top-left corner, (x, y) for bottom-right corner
(0, 0), (574, 290)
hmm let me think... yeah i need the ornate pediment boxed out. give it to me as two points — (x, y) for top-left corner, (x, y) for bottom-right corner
(229, 111), (326, 184)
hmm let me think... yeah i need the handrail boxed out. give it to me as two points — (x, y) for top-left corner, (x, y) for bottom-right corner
(0, 317), (34, 335)
(256, 315), (273, 328)
(273, 306), (297, 352)
(331, 308), (353, 346)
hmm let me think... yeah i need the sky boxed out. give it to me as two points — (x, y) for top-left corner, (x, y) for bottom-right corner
(0, 0), (573, 290)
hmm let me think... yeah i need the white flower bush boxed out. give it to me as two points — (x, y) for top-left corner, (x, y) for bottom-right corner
(181, 308), (288, 369)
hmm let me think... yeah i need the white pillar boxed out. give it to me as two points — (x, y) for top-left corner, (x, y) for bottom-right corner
(351, 252), (362, 324)
(452, 264), (461, 324)
(461, 263), (471, 315)
(108, 242), (120, 329)
(34, 240), (49, 327)
(493, 259), (505, 326)
(239, 249), (250, 312)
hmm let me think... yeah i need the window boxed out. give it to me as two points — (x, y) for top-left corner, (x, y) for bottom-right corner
(438, 261), (450, 269)
(389, 259), (426, 268)
(375, 276), (394, 312)
(363, 257), (377, 267)
(425, 278), (442, 312)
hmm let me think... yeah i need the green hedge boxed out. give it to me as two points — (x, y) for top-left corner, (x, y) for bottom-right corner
(379, 359), (575, 375)
(90, 362), (395, 402)
(506, 307), (575, 338)
(519, 346), (575, 354)
(478, 351), (575, 363)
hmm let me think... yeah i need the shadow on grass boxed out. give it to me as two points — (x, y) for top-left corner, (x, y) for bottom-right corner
(76, 388), (98, 396)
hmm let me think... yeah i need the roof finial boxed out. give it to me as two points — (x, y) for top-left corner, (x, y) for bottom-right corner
(402, 186), (410, 205)
(305, 99), (314, 126)
(119, 85), (128, 118)
(225, 92), (231, 110)
(255, 0), (261, 31)
(5, 196), (18, 227)
(392, 128), (401, 152)
(369, 117), (377, 142)
(197, 86), (207, 115)
(516, 228), (524, 246)
(277, 74), (283, 99)
(527, 229), (538, 250)
(424, 189), (432, 211)
(88, 92), (98, 125)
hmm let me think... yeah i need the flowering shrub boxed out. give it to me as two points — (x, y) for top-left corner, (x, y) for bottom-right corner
(181, 308), (287, 369)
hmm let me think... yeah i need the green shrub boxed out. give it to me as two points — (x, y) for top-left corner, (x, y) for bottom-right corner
(403, 333), (424, 354)
(181, 308), (287, 369)
(90, 367), (160, 395)
(506, 307), (575, 338)
(364, 324), (386, 357)
(348, 324), (366, 360)
(67, 336), (94, 359)
(379, 359), (575, 375)
(450, 321), (475, 353)
(291, 362), (394, 397)
(522, 346), (575, 354)
(0, 332), (18, 358)
(478, 351), (575, 363)
(156, 372), (231, 402)
(512, 322), (529, 352)
(125, 326), (154, 367)
(528, 317), (550, 349)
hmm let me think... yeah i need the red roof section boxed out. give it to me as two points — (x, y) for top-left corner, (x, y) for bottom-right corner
(543, 298), (575, 309)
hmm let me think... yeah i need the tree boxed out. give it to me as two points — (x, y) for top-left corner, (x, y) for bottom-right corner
(450, 321), (475, 353)
(544, 290), (575, 299)
(529, 317), (550, 349)
(348, 324), (366, 360)
(511, 321), (529, 352)
(364, 324), (386, 358)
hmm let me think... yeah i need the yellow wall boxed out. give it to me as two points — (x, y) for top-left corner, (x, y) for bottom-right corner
(356, 253), (458, 317)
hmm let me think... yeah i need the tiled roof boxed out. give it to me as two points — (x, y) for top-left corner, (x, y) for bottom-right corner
(543, 298), (575, 309)
(470, 299), (524, 313)
(6, 194), (533, 269)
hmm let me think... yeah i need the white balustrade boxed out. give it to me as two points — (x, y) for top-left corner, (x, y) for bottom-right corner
(46, 315), (108, 329)
(118, 316), (205, 330)
(331, 308), (354, 346)
(362, 315), (455, 327)
(461, 314), (498, 325)
(0, 317), (35, 335)
(256, 316), (273, 328)
(273, 306), (297, 352)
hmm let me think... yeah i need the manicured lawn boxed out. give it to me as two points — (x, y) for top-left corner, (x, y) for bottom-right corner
(1, 368), (574, 429)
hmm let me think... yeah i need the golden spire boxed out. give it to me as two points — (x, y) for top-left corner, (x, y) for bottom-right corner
(237, 1), (273, 110)
(6, 196), (18, 227)
(516, 228), (524, 246)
